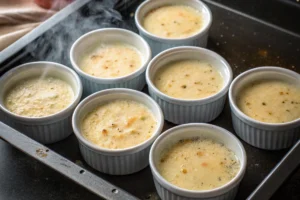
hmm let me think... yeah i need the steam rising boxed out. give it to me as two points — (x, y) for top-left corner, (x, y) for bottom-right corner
(25, 0), (137, 67)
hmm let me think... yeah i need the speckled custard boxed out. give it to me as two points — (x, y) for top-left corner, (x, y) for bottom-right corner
(5, 77), (74, 117)
(237, 79), (300, 123)
(81, 100), (157, 149)
(143, 5), (203, 38)
(154, 60), (223, 99)
(79, 43), (142, 78)
(158, 138), (240, 191)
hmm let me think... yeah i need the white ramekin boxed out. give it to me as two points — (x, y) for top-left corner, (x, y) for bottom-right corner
(72, 88), (164, 175)
(150, 123), (246, 200)
(70, 28), (152, 97)
(135, 0), (212, 56)
(229, 67), (300, 150)
(146, 46), (232, 124)
(0, 62), (83, 144)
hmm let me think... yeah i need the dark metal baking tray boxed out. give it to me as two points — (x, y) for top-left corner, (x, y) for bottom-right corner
(0, 0), (299, 199)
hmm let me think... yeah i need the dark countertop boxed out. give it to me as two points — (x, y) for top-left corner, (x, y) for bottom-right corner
(0, 0), (300, 200)
(212, 0), (300, 34)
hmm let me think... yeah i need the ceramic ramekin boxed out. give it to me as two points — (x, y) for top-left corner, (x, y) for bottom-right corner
(135, 0), (212, 56)
(72, 88), (164, 175)
(150, 123), (246, 200)
(0, 62), (82, 144)
(70, 28), (152, 97)
(229, 67), (300, 150)
(146, 46), (232, 124)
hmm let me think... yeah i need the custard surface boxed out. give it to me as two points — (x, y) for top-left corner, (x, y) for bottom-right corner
(154, 60), (223, 99)
(81, 100), (157, 149)
(237, 80), (300, 123)
(143, 5), (203, 38)
(79, 43), (142, 78)
(158, 138), (240, 190)
(5, 76), (74, 117)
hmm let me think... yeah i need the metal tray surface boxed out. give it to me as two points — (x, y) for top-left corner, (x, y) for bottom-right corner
(0, 0), (299, 200)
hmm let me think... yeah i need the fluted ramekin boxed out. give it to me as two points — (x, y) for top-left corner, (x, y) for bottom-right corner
(135, 0), (212, 56)
(229, 67), (300, 150)
(146, 46), (232, 124)
(0, 62), (82, 144)
(150, 123), (246, 200)
(70, 28), (152, 97)
(72, 88), (164, 175)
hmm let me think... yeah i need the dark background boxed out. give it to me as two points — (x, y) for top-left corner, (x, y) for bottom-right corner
(213, 0), (300, 34)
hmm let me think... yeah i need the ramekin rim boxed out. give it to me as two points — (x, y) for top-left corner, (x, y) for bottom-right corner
(134, 0), (213, 42)
(146, 46), (233, 105)
(72, 88), (164, 155)
(228, 66), (300, 128)
(149, 123), (247, 198)
(0, 61), (83, 123)
(69, 28), (152, 84)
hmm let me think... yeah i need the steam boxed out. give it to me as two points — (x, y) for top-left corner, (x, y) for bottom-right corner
(25, 0), (137, 67)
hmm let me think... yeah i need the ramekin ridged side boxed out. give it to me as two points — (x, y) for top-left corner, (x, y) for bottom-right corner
(1, 112), (73, 144)
(135, 0), (212, 56)
(80, 72), (145, 96)
(149, 89), (226, 124)
(149, 123), (246, 200)
(140, 33), (209, 57)
(229, 67), (300, 150)
(78, 142), (151, 175)
(72, 88), (164, 175)
(146, 46), (232, 124)
(153, 179), (239, 200)
(0, 62), (83, 144)
(70, 28), (152, 97)
(231, 111), (300, 150)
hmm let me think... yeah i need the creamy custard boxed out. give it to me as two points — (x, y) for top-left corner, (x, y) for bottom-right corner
(79, 43), (142, 78)
(81, 100), (157, 149)
(158, 138), (240, 191)
(5, 77), (74, 117)
(237, 80), (300, 123)
(143, 5), (203, 38)
(154, 60), (223, 99)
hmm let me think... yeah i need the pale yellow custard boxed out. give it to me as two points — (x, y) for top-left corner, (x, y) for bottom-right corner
(237, 80), (300, 123)
(79, 43), (142, 78)
(5, 77), (74, 117)
(154, 60), (223, 99)
(143, 5), (203, 38)
(158, 138), (240, 191)
(81, 100), (157, 149)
